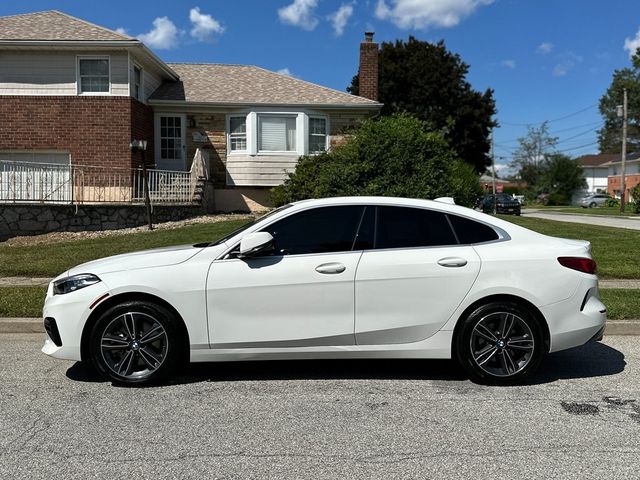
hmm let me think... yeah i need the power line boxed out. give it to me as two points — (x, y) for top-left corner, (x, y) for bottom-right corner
(494, 121), (603, 146)
(555, 126), (602, 145)
(556, 141), (599, 153)
(500, 104), (598, 127)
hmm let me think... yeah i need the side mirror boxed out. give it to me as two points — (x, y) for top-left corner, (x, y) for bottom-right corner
(238, 232), (274, 258)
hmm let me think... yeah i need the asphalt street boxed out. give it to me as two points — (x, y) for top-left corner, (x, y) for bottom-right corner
(1, 334), (639, 479)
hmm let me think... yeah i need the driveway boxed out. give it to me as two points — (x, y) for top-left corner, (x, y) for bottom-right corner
(523, 209), (640, 230)
(1, 334), (639, 478)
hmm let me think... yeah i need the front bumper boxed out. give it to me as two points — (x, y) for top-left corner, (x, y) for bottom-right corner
(41, 281), (110, 361)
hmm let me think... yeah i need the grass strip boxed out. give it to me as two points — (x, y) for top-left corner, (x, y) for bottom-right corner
(499, 215), (640, 279)
(0, 286), (46, 318)
(600, 289), (640, 320)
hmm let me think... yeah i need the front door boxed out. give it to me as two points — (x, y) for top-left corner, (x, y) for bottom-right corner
(156, 115), (186, 171)
(206, 205), (366, 348)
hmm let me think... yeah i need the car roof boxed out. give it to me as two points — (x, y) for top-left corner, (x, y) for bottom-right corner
(287, 196), (529, 233)
(221, 196), (545, 248)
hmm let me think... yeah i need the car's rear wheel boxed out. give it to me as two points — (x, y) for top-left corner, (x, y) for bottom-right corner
(90, 300), (184, 386)
(589, 202), (597, 208)
(455, 301), (545, 385)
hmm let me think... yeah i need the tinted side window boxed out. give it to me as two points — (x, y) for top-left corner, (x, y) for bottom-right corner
(262, 206), (364, 255)
(448, 215), (499, 244)
(353, 206), (375, 250)
(375, 206), (457, 249)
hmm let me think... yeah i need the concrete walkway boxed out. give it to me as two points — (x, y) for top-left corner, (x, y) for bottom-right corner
(0, 276), (52, 287)
(522, 209), (640, 230)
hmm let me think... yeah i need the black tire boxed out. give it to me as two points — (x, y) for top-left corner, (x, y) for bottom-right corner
(454, 301), (545, 385)
(90, 300), (185, 386)
(589, 202), (597, 208)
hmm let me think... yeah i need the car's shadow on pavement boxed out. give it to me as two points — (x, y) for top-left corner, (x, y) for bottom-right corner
(66, 340), (625, 387)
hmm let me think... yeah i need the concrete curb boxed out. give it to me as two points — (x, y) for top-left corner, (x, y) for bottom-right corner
(2, 318), (640, 335)
(0, 317), (44, 334)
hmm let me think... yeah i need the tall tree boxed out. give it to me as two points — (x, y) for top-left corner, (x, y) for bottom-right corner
(598, 50), (640, 153)
(511, 122), (558, 187)
(540, 154), (586, 200)
(348, 37), (496, 172)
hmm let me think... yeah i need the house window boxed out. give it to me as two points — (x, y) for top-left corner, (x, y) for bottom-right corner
(78, 58), (110, 93)
(309, 117), (327, 153)
(259, 115), (296, 152)
(160, 116), (182, 161)
(134, 65), (143, 101)
(229, 116), (247, 151)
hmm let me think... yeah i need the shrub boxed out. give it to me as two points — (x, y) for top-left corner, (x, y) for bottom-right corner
(631, 184), (640, 213)
(546, 192), (570, 206)
(271, 114), (483, 207)
(605, 197), (620, 208)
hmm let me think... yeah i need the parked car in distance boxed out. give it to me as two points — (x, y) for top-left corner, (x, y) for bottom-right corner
(42, 196), (605, 386)
(580, 193), (611, 208)
(481, 194), (522, 215)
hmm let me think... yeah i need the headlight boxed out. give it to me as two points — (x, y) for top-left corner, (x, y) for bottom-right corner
(53, 274), (101, 295)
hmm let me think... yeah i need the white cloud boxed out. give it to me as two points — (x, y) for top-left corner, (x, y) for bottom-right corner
(536, 42), (553, 54)
(328, 3), (354, 36)
(189, 7), (224, 41)
(277, 67), (293, 76)
(115, 27), (128, 36)
(501, 59), (516, 69)
(278, 0), (319, 31)
(553, 52), (583, 77)
(624, 27), (640, 58)
(375, 0), (493, 30)
(138, 17), (180, 50)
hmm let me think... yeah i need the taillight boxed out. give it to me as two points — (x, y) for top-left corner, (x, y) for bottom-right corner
(558, 257), (597, 274)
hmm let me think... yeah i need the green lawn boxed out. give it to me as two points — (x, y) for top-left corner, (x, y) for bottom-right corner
(533, 206), (639, 217)
(2, 286), (637, 320)
(600, 289), (640, 320)
(0, 286), (46, 317)
(499, 215), (640, 279)
(0, 219), (249, 277)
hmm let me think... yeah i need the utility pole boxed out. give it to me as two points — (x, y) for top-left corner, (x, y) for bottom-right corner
(491, 129), (497, 215)
(620, 88), (628, 213)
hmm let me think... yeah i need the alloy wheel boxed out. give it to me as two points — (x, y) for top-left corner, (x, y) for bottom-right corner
(100, 312), (168, 380)
(469, 312), (535, 378)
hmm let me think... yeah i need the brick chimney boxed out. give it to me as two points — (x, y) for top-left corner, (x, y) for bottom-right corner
(358, 32), (378, 101)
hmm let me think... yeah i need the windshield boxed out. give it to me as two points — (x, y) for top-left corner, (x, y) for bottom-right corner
(204, 204), (293, 247)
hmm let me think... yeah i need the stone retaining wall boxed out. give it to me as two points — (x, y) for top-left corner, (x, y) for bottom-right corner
(0, 204), (204, 242)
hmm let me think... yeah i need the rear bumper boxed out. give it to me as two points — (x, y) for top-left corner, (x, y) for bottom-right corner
(542, 277), (607, 353)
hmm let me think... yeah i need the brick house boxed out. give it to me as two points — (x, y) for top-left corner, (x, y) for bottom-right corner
(0, 11), (381, 211)
(576, 152), (640, 201)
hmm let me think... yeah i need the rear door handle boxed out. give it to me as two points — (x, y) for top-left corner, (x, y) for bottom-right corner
(437, 257), (468, 268)
(315, 262), (346, 274)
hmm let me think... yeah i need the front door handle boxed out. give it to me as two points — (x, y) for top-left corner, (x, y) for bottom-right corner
(315, 262), (346, 274)
(437, 257), (468, 268)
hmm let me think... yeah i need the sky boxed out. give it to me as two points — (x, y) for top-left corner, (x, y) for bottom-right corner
(3, 0), (640, 173)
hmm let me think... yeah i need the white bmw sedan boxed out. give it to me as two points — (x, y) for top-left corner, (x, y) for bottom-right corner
(42, 196), (606, 386)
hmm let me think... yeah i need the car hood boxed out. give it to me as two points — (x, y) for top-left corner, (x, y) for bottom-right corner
(60, 244), (212, 279)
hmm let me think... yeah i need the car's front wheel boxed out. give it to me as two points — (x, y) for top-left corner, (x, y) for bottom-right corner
(90, 300), (185, 386)
(455, 301), (545, 385)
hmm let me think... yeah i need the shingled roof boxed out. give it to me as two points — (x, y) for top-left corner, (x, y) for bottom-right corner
(0, 10), (133, 41)
(149, 63), (381, 108)
(578, 152), (640, 167)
